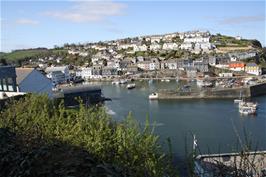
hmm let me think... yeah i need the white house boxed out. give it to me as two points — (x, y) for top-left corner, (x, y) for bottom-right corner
(133, 44), (148, 52)
(200, 42), (212, 50)
(184, 37), (210, 43)
(161, 59), (177, 70)
(235, 36), (242, 40)
(219, 73), (233, 77)
(180, 43), (193, 50)
(150, 36), (162, 43)
(163, 33), (177, 41)
(162, 43), (179, 50)
(208, 57), (217, 66)
(118, 44), (135, 50)
(137, 61), (150, 71)
(16, 68), (53, 96)
(149, 58), (160, 70)
(45, 66), (70, 84)
(76, 67), (93, 79)
(245, 63), (262, 76)
(91, 58), (100, 65)
(150, 43), (161, 51)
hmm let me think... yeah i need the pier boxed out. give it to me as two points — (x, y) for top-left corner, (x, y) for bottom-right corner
(157, 82), (266, 99)
(195, 150), (266, 177)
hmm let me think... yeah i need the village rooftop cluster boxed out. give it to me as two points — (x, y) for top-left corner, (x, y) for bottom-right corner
(2, 30), (264, 87)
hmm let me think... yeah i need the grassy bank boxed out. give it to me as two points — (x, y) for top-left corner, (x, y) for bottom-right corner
(0, 94), (177, 177)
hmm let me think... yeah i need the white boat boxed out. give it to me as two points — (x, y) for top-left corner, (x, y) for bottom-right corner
(149, 92), (158, 100)
(197, 79), (213, 87)
(112, 80), (120, 85)
(238, 100), (257, 115)
(239, 101), (258, 110)
(165, 79), (170, 82)
(239, 106), (256, 115)
(234, 99), (242, 103)
(127, 83), (136, 89)
(119, 79), (128, 84)
(148, 79), (153, 84)
(161, 79), (165, 82)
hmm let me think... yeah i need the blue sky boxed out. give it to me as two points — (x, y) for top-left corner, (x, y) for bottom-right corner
(1, 0), (265, 52)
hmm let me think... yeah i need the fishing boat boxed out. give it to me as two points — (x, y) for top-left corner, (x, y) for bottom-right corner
(239, 101), (258, 110)
(238, 100), (257, 115)
(127, 83), (136, 89)
(149, 92), (158, 100)
(239, 106), (256, 115)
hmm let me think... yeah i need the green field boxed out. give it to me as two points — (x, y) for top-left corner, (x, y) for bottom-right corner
(0, 49), (67, 62)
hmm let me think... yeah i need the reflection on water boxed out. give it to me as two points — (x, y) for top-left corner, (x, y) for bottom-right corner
(85, 81), (266, 158)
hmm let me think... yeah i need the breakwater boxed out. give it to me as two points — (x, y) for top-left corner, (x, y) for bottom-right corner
(157, 82), (266, 99)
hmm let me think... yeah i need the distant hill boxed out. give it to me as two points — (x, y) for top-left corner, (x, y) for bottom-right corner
(0, 49), (49, 62)
(0, 31), (262, 65)
(0, 48), (67, 63)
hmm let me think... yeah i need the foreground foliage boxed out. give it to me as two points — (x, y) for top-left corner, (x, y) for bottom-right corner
(0, 128), (124, 177)
(0, 94), (177, 177)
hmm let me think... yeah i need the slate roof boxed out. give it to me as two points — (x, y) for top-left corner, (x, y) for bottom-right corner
(0, 66), (16, 79)
(246, 63), (257, 67)
(45, 66), (68, 73)
(15, 68), (34, 84)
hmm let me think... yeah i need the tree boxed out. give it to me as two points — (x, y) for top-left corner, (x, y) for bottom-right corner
(0, 58), (8, 65)
(102, 59), (107, 66)
(251, 40), (262, 48)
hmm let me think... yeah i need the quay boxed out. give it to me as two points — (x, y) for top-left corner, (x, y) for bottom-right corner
(157, 82), (266, 99)
(194, 150), (266, 176)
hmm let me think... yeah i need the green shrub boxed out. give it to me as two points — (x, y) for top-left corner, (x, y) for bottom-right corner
(0, 94), (177, 177)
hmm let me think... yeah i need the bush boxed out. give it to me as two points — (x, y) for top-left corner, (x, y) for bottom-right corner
(0, 94), (177, 177)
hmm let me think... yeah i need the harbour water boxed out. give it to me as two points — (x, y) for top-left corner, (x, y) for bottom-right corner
(86, 80), (266, 160)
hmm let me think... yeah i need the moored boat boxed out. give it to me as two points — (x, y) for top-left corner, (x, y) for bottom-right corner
(239, 101), (258, 110)
(127, 83), (136, 89)
(239, 106), (256, 115)
(234, 99), (242, 103)
(149, 92), (158, 100)
(119, 79), (128, 84)
(112, 80), (120, 85)
(238, 100), (258, 115)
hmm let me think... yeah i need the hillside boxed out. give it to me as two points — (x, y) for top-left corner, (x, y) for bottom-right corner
(0, 48), (67, 63)
(0, 31), (263, 67)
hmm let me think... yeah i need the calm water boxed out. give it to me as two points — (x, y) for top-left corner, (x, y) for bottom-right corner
(87, 81), (266, 159)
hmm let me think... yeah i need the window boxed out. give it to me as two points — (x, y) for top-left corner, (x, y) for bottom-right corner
(0, 77), (15, 92)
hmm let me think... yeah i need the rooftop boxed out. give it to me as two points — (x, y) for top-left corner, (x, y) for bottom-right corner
(0, 66), (16, 79)
(15, 68), (34, 84)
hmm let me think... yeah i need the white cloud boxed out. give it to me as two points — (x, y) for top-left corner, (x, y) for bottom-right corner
(16, 18), (39, 25)
(44, 1), (127, 23)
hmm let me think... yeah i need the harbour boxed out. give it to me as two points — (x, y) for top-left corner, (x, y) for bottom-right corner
(92, 80), (266, 158)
